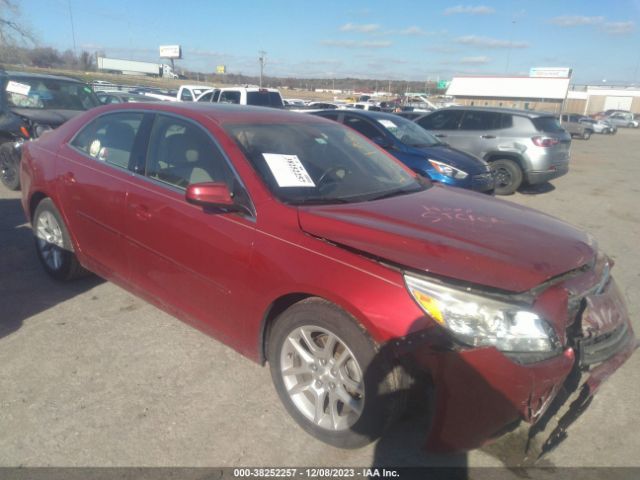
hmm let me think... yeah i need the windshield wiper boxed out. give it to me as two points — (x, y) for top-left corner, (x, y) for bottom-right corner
(290, 197), (351, 206)
(366, 186), (422, 202)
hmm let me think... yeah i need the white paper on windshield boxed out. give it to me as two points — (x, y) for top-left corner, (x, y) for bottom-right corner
(263, 153), (316, 187)
(6, 81), (31, 96)
(378, 119), (397, 130)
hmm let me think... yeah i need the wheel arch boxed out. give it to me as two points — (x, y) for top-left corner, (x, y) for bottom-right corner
(258, 292), (314, 364)
(28, 191), (49, 223)
(258, 292), (376, 365)
(484, 152), (526, 170)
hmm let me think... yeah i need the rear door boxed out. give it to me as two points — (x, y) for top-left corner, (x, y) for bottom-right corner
(123, 113), (257, 345)
(415, 109), (463, 145)
(454, 110), (506, 157)
(58, 111), (149, 281)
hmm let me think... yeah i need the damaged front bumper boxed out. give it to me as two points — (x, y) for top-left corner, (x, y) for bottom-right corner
(408, 276), (638, 453)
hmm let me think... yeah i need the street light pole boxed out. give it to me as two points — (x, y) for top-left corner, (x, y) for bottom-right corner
(258, 50), (267, 88)
(505, 19), (516, 74)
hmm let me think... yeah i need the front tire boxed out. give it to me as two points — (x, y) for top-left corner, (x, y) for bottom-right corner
(33, 198), (86, 281)
(0, 142), (21, 190)
(267, 298), (404, 448)
(582, 130), (592, 140)
(490, 158), (523, 195)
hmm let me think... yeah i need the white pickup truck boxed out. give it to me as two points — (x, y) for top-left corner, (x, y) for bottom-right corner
(217, 87), (284, 108)
(142, 85), (213, 102)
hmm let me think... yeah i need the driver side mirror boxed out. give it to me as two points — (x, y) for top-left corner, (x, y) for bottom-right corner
(186, 182), (244, 212)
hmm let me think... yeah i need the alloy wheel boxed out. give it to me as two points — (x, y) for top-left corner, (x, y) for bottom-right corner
(494, 167), (512, 188)
(280, 326), (365, 431)
(36, 211), (65, 271)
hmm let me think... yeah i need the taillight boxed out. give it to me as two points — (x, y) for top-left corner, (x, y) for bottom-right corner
(532, 136), (559, 147)
(19, 125), (31, 139)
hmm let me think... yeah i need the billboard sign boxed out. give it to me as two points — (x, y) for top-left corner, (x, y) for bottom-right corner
(529, 67), (572, 78)
(159, 45), (182, 59)
(437, 80), (450, 89)
(216, 65), (227, 74)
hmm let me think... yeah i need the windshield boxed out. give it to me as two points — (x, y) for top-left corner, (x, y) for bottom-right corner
(224, 122), (426, 205)
(375, 116), (442, 147)
(5, 77), (99, 110)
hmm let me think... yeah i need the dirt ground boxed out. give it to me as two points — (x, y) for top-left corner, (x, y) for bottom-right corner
(0, 127), (639, 469)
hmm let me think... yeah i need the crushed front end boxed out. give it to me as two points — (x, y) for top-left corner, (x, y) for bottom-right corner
(401, 254), (637, 453)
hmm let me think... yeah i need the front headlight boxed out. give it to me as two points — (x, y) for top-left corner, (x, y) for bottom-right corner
(428, 159), (468, 179)
(405, 274), (561, 360)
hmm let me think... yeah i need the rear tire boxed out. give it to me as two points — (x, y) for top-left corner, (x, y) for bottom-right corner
(582, 130), (592, 140)
(490, 159), (523, 195)
(267, 298), (405, 448)
(33, 198), (86, 281)
(0, 142), (21, 190)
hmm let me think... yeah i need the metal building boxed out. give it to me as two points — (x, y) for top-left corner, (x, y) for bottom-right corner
(446, 76), (571, 113)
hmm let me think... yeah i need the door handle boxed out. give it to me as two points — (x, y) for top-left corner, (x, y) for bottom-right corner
(481, 135), (496, 139)
(130, 203), (151, 220)
(435, 134), (447, 138)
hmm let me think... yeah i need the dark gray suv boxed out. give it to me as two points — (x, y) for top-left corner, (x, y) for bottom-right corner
(414, 107), (572, 195)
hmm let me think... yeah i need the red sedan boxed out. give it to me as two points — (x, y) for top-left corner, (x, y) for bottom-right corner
(20, 103), (637, 452)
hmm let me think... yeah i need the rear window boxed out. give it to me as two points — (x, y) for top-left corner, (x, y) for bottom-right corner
(532, 116), (564, 133)
(460, 111), (503, 130)
(246, 91), (284, 108)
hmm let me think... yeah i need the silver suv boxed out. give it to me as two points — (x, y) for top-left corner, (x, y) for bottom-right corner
(414, 107), (572, 195)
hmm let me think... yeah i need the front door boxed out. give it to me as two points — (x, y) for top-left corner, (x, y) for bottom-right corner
(124, 113), (256, 346)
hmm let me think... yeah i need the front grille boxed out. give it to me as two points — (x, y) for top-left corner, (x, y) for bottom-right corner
(578, 323), (629, 366)
(565, 262), (629, 366)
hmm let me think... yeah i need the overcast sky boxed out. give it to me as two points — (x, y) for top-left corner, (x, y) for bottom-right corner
(17, 0), (640, 83)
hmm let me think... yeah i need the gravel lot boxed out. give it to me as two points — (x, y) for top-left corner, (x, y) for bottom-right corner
(1, 128), (639, 469)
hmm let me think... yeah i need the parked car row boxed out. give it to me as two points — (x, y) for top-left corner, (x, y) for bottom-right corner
(592, 109), (639, 128)
(1, 70), (100, 190)
(397, 107), (572, 195)
(18, 100), (637, 454)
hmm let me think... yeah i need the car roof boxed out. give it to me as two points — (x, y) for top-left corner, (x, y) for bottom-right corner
(2, 70), (85, 84)
(314, 109), (407, 122)
(433, 106), (556, 118)
(95, 102), (330, 125)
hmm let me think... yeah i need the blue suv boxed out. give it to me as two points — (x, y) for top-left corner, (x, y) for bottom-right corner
(311, 109), (494, 193)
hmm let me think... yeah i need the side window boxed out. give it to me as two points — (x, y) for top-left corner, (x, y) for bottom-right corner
(417, 110), (463, 130)
(460, 111), (502, 130)
(70, 113), (143, 169)
(180, 89), (193, 102)
(219, 91), (241, 104)
(145, 115), (232, 189)
(197, 91), (213, 102)
(343, 116), (383, 139)
(213, 90), (220, 102)
(501, 114), (513, 129)
(319, 112), (339, 121)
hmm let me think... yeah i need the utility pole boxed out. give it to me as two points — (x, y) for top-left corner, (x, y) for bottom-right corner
(258, 50), (267, 88)
(67, 0), (77, 56)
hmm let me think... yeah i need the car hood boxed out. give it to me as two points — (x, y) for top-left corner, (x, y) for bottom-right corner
(10, 108), (85, 128)
(297, 186), (596, 293)
(410, 144), (488, 174)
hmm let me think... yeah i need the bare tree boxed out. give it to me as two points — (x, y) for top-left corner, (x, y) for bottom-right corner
(0, 0), (34, 45)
